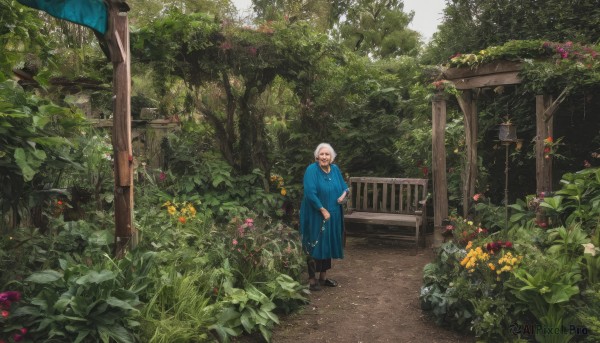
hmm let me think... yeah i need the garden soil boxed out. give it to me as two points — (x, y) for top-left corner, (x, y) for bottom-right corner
(237, 236), (475, 343)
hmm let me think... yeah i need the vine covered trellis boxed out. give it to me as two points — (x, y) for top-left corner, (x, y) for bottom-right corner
(430, 39), (600, 248)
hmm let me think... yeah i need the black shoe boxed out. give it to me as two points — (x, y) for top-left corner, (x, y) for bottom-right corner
(319, 278), (338, 287)
(309, 282), (322, 291)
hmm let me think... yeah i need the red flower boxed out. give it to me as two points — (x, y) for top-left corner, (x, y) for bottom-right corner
(504, 241), (513, 248)
(57, 200), (63, 205)
(19, 328), (27, 335)
(13, 334), (23, 342)
(544, 147), (551, 154)
(1, 310), (8, 318)
(178, 216), (186, 224)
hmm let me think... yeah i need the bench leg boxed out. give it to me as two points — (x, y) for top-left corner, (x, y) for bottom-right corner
(415, 218), (420, 255)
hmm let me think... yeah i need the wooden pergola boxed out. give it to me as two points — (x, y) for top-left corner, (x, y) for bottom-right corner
(430, 61), (563, 248)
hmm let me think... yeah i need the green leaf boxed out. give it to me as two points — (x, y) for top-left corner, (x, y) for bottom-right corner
(14, 147), (36, 181)
(240, 310), (254, 332)
(106, 297), (138, 312)
(259, 325), (273, 342)
(97, 324), (134, 343)
(76, 270), (115, 285)
(26, 270), (63, 283)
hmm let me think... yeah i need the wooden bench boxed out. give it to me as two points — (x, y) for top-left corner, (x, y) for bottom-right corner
(344, 177), (429, 253)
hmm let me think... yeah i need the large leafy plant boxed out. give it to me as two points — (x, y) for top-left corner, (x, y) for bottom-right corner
(15, 261), (143, 343)
(0, 80), (83, 231)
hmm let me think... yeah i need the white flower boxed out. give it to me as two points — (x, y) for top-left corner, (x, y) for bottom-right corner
(582, 243), (597, 256)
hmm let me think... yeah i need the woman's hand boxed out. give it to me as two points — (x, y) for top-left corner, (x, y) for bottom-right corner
(320, 207), (330, 221)
(337, 191), (347, 204)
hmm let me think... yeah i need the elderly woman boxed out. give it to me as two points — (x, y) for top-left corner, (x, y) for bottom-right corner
(300, 143), (349, 291)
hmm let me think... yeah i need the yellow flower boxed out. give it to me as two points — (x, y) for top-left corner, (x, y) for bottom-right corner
(162, 201), (171, 207)
(467, 220), (474, 226)
(280, 188), (287, 196)
(167, 206), (177, 215)
(488, 263), (496, 271)
(465, 241), (473, 250)
(188, 205), (197, 216)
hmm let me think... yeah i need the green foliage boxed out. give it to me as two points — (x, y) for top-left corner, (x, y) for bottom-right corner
(424, 0), (600, 65)
(0, 80), (85, 231)
(146, 124), (288, 221)
(420, 242), (474, 331)
(15, 261), (142, 343)
(577, 284), (600, 342)
(423, 169), (600, 341)
(336, 0), (420, 58)
(141, 268), (218, 343)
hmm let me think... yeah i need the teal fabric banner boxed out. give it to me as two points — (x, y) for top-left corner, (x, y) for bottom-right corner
(17, 0), (108, 34)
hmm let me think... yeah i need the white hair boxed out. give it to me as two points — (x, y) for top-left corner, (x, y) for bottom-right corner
(313, 143), (337, 162)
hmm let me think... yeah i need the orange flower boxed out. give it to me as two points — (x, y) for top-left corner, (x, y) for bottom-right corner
(544, 136), (553, 144)
(178, 216), (186, 224)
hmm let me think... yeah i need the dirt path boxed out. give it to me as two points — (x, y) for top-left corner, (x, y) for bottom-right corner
(269, 237), (474, 343)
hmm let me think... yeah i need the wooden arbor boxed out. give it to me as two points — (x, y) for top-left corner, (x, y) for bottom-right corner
(430, 61), (561, 248)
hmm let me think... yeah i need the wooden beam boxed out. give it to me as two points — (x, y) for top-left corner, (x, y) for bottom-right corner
(109, 6), (136, 259)
(431, 93), (448, 248)
(443, 61), (522, 79)
(536, 95), (554, 195)
(543, 86), (570, 122)
(456, 90), (478, 216)
(449, 71), (521, 90)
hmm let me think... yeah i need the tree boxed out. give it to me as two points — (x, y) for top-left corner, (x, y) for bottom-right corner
(335, 0), (420, 58)
(132, 10), (330, 186)
(422, 0), (600, 65)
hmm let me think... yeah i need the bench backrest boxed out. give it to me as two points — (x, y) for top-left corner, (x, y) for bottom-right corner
(347, 177), (428, 215)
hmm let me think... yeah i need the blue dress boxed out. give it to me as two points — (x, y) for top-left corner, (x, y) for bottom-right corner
(300, 162), (348, 259)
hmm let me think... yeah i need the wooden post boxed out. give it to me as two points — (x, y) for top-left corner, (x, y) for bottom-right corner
(431, 93), (448, 248)
(108, 5), (136, 258)
(457, 90), (478, 216)
(535, 95), (554, 195)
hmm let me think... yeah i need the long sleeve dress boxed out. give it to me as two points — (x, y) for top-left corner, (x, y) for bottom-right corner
(299, 162), (348, 259)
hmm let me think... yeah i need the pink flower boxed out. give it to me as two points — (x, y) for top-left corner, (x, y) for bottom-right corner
(504, 241), (513, 249)
(1, 310), (8, 318)
(232, 239), (238, 246)
(244, 218), (254, 227)
(19, 328), (27, 335)
(159, 172), (166, 181)
(473, 193), (482, 201)
(13, 334), (23, 342)
(0, 291), (21, 308)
